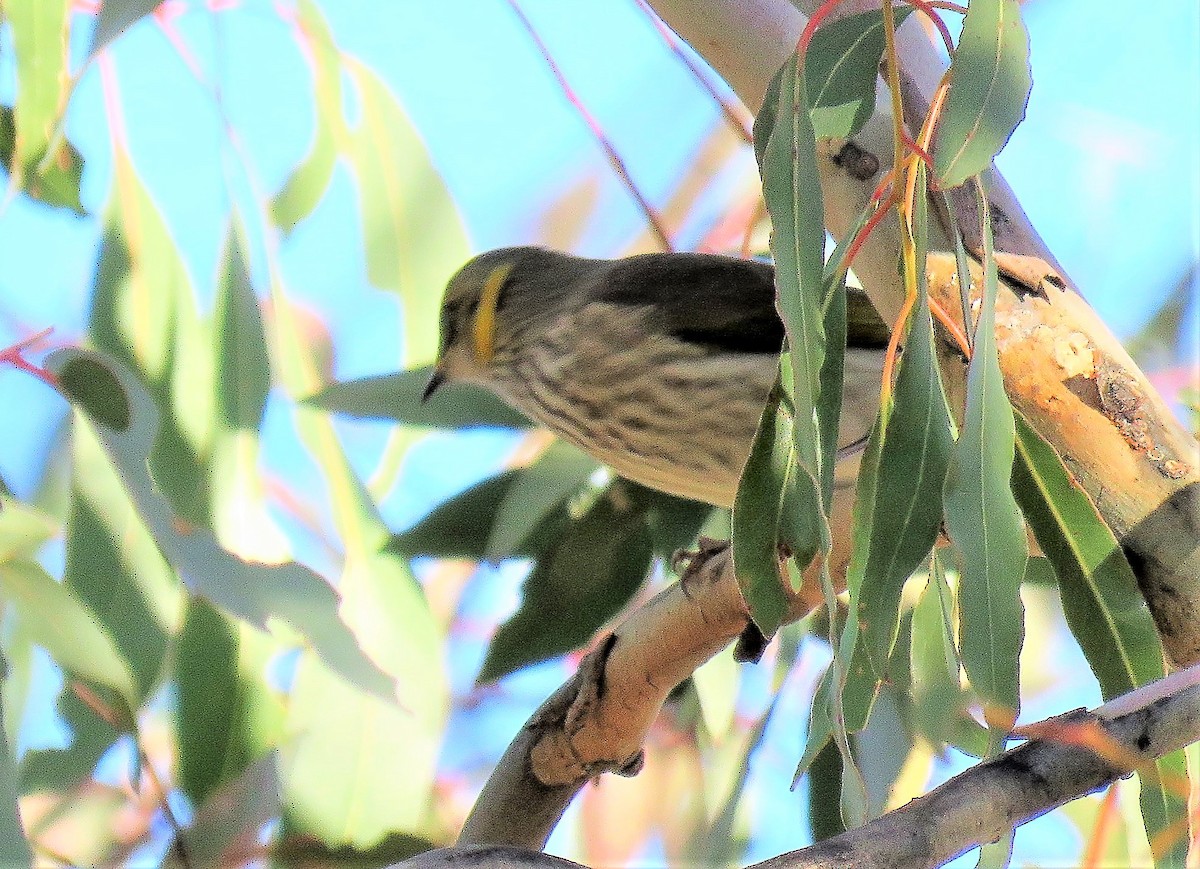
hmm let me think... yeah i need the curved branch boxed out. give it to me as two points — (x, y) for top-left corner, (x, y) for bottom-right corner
(456, 543), (765, 849)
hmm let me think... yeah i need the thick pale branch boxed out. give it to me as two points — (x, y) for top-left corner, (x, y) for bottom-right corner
(455, 543), (766, 850)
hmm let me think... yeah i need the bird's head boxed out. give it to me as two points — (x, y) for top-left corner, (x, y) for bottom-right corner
(423, 246), (597, 400)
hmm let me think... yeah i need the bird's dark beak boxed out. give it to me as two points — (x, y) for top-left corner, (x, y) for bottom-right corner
(422, 367), (446, 403)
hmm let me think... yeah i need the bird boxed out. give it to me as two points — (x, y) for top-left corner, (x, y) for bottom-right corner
(424, 246), (889, 513)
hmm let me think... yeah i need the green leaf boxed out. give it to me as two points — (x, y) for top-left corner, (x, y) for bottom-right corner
(271, 0), (345, 231)
(47, 347), (395, 701)
(90, 153), (215, 526)
(759, 53), (827, 495)
(807, 738), (845, 842)
(0, 660), (32, 866)
(307, 367), (531, 430)
(731, 386), (794, 638)
(1012, 414), (1164, 698)
(64, 421), (180, 702)
(0, 497), (58, 563)
(90, 0), (165, 56)
(934, 0), (1031, 188)
(909, 559), (989, 757)
(485, 441), (597, 560)
(0, 560), (139, 710)
(0, 107), (85, 214)
(852, 180), (954, 682)
(1141, 749), (1190, 869)
(344, 61), (470, 367)
(805, 8), (914, 139)
(3, 0), (69, 171)
(943, 203), (1027, 735)
(389, 470), (565, 559)
(214, 223), (270, 433)
(175, 598), (257, 806)
(1010, 415), (1182, 866)
(478, 480), (655, 683)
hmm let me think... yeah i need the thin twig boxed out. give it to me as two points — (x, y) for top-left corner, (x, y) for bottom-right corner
(630, 0), (753, 143)
(505, 0), (674, 252)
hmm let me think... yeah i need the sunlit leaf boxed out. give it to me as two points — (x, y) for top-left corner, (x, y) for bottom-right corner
(1141, 749), (1189, 869)
(0, 497), (58, 563)
(344, 60), (470, 367)
(90, 0), (165, 57)
(0, 666), (31, 866)
(47, 347), (394, 700)
(943, 205), (1026, 736)
(307, 367), (531, 430)
(3, 0), (69, 176)
(478, 480), (655, 683)
(214, 223), (270, 433)
(64, 421), (180, 702)
(0, 559), (139, 710)
(272, 0), (346, 231)
(0, 107), (84, 214)
(934, 0), (1031, 188)
(805, 8), (913, 138)
(90, 151), (214, 525)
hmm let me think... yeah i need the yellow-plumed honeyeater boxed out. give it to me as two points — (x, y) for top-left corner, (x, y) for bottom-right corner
(424, 247), (889, 509)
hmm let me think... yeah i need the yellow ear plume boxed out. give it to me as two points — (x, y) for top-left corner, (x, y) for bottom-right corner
(473, 262), (514, 364)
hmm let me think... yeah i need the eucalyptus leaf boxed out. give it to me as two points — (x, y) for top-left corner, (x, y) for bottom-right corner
(934, 0), (1032, 187)
(47, 347), (394, 701)
(307, 367), (530, 430)
(478, 480), (656, 683)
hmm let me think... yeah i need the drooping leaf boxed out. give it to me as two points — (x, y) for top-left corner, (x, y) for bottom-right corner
(758, 52), (827, 508)
(934, 0), (1032, 188)
(909, 558), (989, 758)
(0, 560), (139, 711)
(47, 347), (394, 701)
(0, 497), (58, 563)
(853, 165), (954, 683)
(1140, 749), (1190, 869)
(1012, 414), (1164, 698)
(175, 598), (258, 806)
(731, 384), (794, 638)
(943, 201), (1027, 737)
(478, 480), (656, 683)
(1010, 415), (1183, 865)
(0, 107), (84, 214)
(90, 0), (165, 57)
(63, 421), (180, 702)
(90, 151), (215, 526)
(805, 8), (914, 139)
(307, 367), (531, 430)
(3, 1), (70, 176)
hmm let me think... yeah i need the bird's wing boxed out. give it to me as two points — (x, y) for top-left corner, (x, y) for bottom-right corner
(592, 253), (784, 354)
(592, 253), (890, 354)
